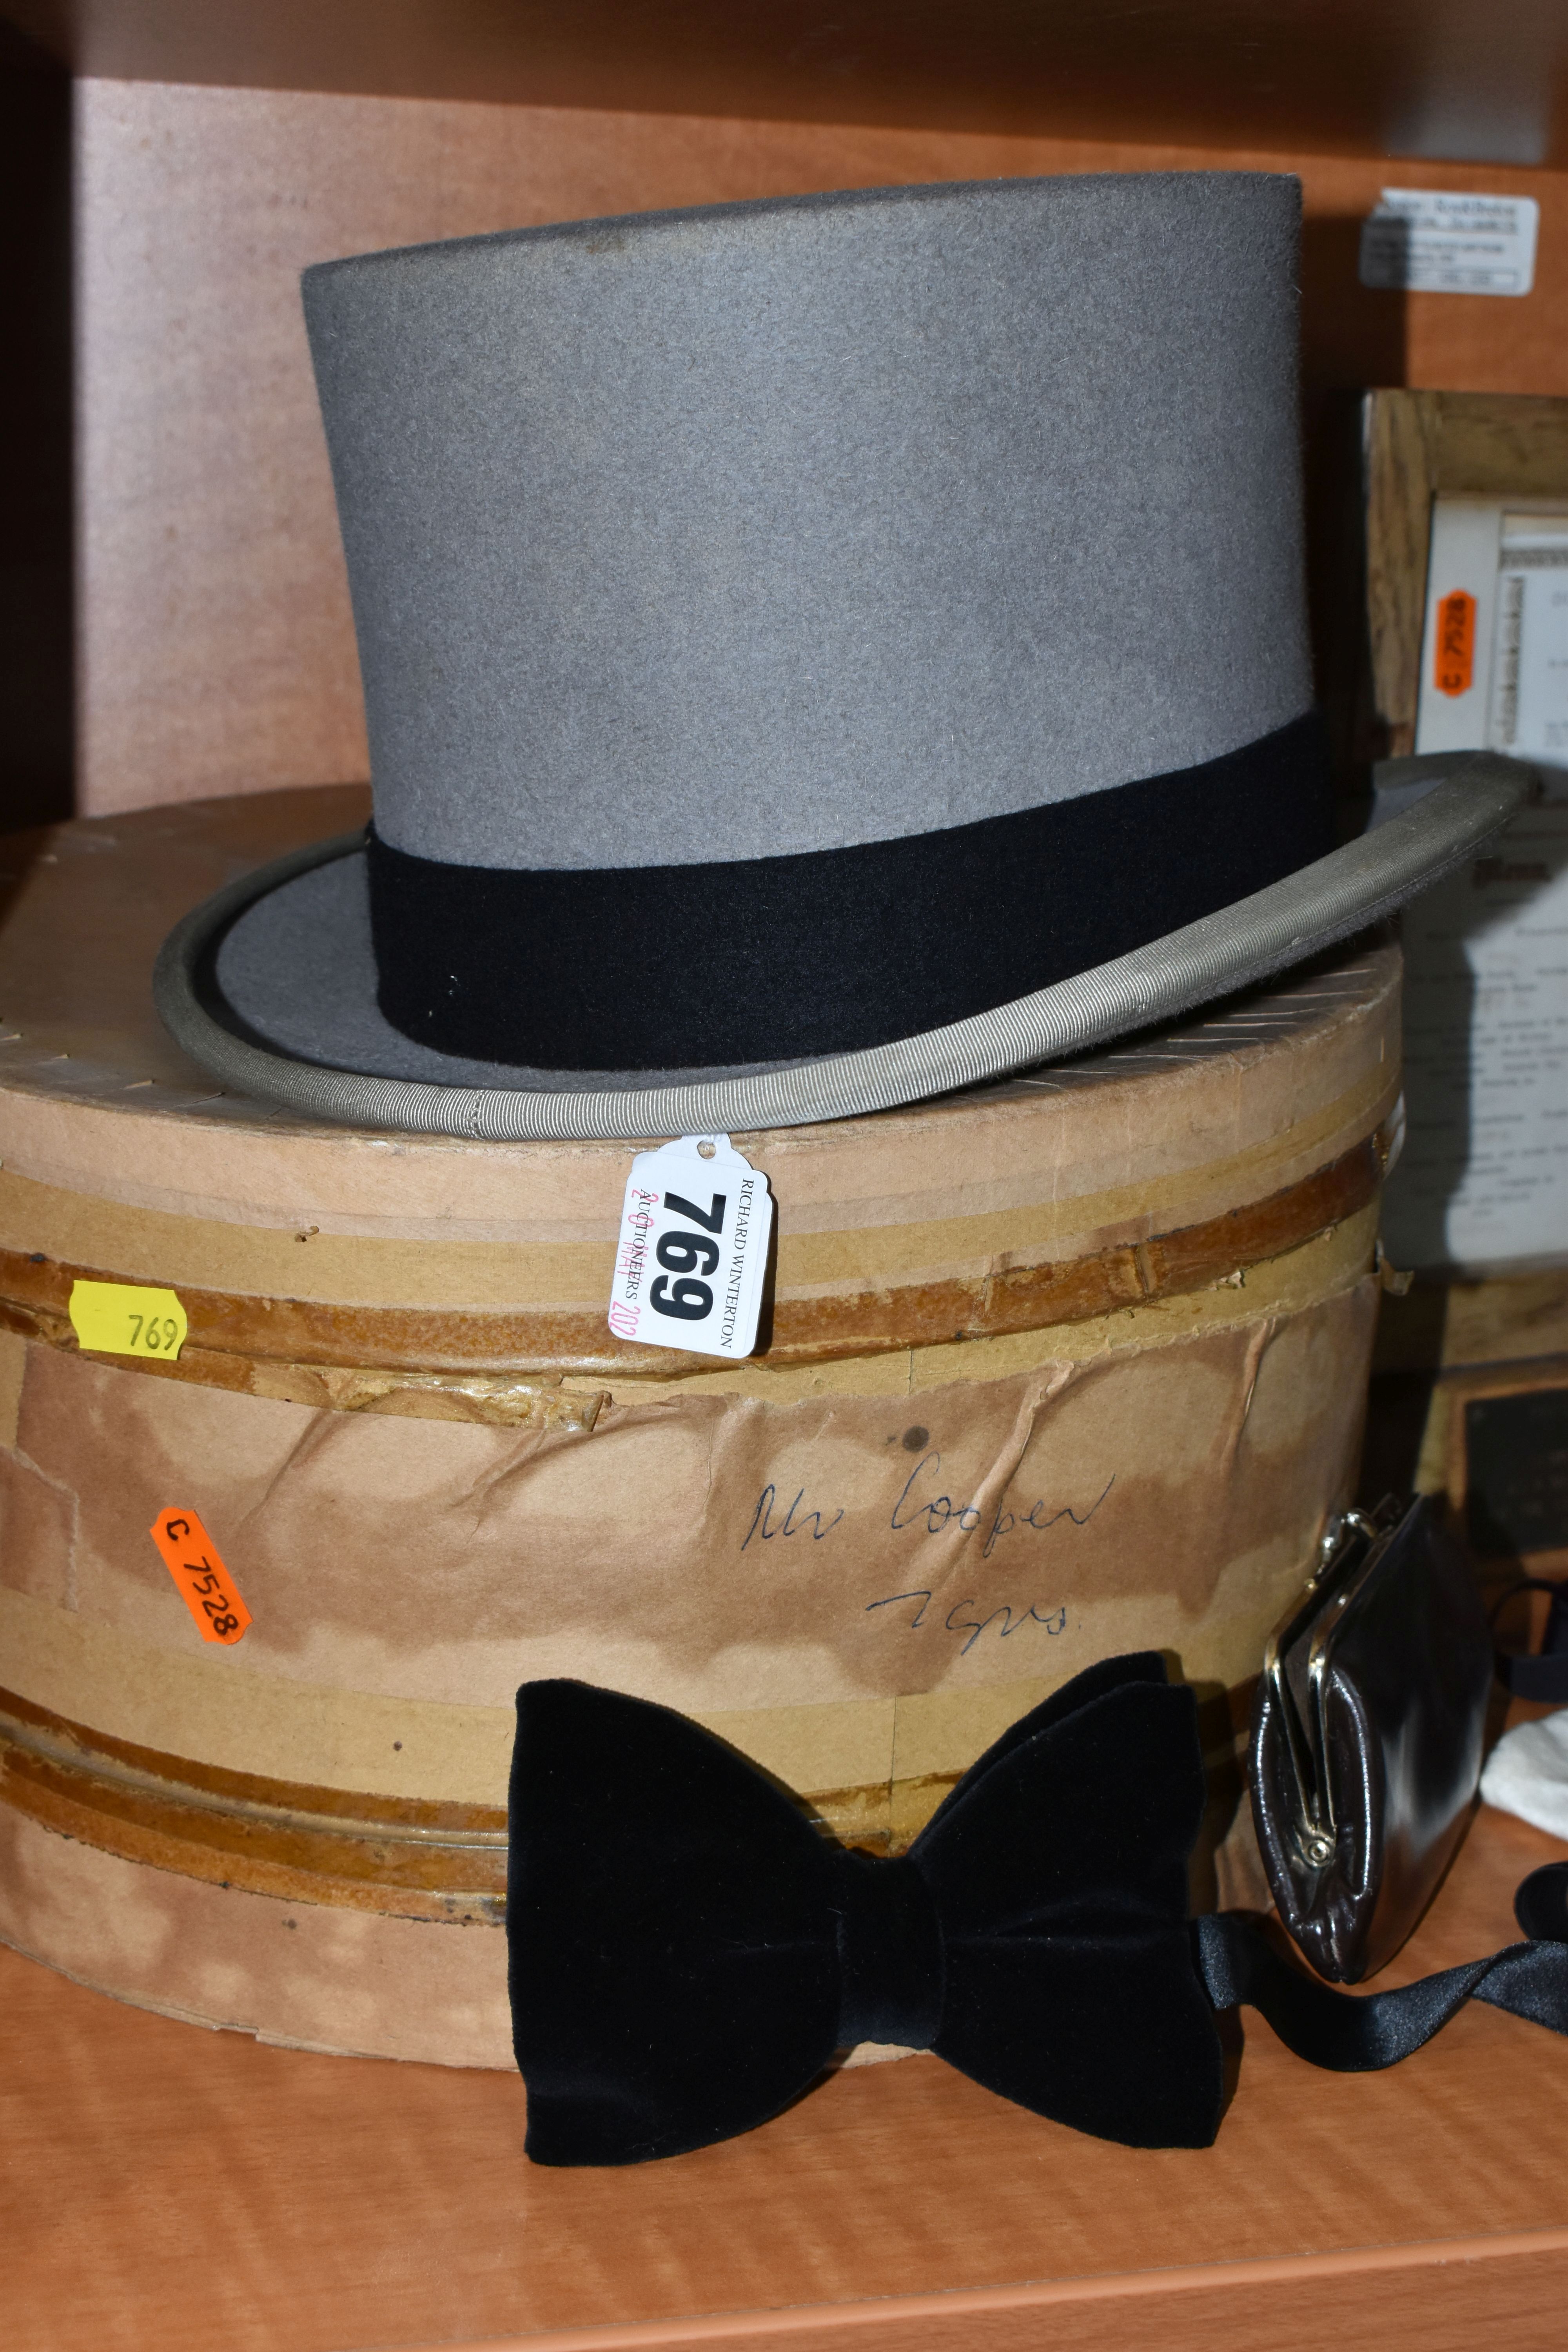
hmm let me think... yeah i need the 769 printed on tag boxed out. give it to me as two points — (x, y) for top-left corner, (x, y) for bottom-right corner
(608, 1136), (773, 1361)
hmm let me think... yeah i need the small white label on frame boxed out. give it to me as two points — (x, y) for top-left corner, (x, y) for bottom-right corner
(608, 1136), (773, 1360)
(1359, 189), (1539, 298)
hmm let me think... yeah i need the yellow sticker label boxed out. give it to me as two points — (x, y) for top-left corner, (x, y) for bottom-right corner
(68, 1279), (188, 1362)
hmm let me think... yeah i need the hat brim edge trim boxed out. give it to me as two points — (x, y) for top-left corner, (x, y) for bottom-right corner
(152, 755), (1530, 1142)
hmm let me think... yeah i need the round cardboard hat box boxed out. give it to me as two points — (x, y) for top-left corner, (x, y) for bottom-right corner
(0, 791), (1399, 2066)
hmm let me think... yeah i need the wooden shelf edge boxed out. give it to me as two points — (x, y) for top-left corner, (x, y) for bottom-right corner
(388, 2227), (1568, 2352)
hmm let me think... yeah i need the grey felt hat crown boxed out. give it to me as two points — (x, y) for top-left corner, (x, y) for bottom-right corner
(156, 172), (1524, 1140)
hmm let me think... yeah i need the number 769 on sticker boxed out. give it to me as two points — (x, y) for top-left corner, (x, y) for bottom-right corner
(608, 1135), (772, 1361)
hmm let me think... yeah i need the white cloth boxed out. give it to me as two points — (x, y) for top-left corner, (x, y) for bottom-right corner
(1480, 1709), (1568, 1839)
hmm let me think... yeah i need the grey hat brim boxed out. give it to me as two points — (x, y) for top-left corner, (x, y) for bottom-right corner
(154, 755), (1528, 1142)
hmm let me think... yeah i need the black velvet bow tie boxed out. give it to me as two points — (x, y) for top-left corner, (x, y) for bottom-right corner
(507, 1654), (1568, 2168)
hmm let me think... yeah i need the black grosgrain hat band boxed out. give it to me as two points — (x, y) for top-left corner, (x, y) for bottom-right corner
(505, 1659), (1568, 2168)
(368, 715), (1332, 1070)
(156, 754), (1527, 1140)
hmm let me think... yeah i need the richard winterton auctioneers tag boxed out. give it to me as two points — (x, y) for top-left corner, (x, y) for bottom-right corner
(609, 1136), (773, 1360)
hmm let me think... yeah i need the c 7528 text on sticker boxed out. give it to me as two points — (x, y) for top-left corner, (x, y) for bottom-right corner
(149, 1507), (252, 1645)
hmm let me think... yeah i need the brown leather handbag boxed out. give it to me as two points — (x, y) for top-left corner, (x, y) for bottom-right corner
(1250, 1497), (1494, 1984)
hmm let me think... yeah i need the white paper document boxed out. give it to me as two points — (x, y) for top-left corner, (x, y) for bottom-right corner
(1416, 504), (1568, 773)
(1381, 497), (1568, 1271)
(1379, 803), (1568, 1272)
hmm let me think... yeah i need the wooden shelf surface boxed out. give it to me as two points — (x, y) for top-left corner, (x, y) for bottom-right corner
(8, 0), (1568, 167)
(4, 1800), (1568, 2351)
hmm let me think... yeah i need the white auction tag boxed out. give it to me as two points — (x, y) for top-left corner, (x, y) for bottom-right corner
(608, 1135), (773, 1359)
(1359, 189), (1538, 297)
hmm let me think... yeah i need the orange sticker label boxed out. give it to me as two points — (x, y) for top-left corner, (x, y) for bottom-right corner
(1434, 588), (1476, 697)
(149, 1509), (252, 1645)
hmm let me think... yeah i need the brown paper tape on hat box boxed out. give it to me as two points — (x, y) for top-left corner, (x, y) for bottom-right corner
(0, 794), (1400, 2066)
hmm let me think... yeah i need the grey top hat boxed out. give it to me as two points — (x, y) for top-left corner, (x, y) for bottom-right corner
(157, 172), (1524, 1140)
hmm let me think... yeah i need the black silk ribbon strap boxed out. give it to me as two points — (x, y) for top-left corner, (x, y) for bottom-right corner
(1495, 1579), (1568, 1702)
(1498, 1654), (1568, 1702)
(1194, 1862), (1568, 2071)
(369, 711), (1332, 1069)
